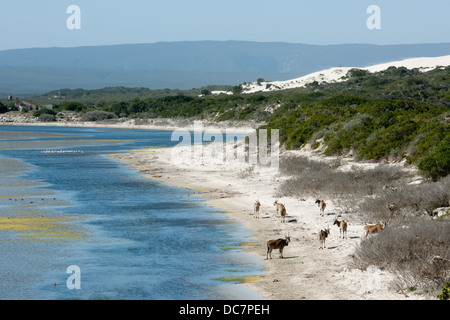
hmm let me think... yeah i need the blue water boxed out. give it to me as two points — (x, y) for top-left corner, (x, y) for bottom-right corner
(0, 125), (262, 300)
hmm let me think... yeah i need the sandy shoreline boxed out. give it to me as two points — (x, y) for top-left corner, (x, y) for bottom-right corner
(111, 141), (426, 300)
(1, 120), (428, 300)
(0, 115), (259, 134)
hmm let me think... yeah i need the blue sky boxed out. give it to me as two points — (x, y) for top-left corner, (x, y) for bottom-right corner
(1, 0), (449, 50)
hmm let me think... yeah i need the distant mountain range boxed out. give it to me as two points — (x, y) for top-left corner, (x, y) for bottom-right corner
(1, 41), (450, 95)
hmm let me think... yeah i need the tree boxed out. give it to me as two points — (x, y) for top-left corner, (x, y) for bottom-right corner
(201, 89), (212, 96)
(347, 68), (368, 78)
(33, 108), (57, 117)
(231, 85), (243, 95)
(0, 102), (7, 114)
(61, 101), (87, 112)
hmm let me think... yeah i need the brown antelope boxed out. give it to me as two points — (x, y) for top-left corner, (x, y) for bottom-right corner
(274, 200), (285, 215)
(333, 217), (348, 239)
(317, 227), (330, 249)
(253, 200), (261, 219)
(364, 222), (386, 237)
(266, 236), (291, 259)
(280, 206), (287, 223)
(315, 199), (326, 216)
(274, 200), (286, 221)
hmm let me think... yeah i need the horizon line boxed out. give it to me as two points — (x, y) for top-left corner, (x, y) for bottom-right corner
(1, 39), (450, 52)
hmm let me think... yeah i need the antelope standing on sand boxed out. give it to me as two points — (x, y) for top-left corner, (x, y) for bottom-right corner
(333, 217), (348, 239)
(364, 222), (386, 237)
(315, 199), (326, 216)
(274, 200), (287, 222)
(280, 206), (287, 223)
(274, 200), (285, 215)
(317, 227), (330, 249)
(253, 200), (261, 219)
(266, 236), (291, 259)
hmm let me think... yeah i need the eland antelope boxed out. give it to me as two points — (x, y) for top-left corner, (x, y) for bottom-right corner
(364, 222), (386, 237)
(253, 200), (261, 218)
(315, 199), (326, 216)
(317, 227), (330, 249)
(266, 236), (291, 259)
(333, 217), (348, 239)
(274, 200), (285, 215)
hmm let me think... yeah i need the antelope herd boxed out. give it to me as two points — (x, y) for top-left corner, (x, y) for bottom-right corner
(251, 198), (388, 258)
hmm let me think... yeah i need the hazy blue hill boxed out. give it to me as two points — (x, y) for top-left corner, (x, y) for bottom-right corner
(0, 65), (299, 95)
(1, 41), (450, 94)
(2, 41), (450, 72)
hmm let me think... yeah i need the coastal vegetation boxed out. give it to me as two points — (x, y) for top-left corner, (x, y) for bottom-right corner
(1, 66), (448, 182)
(3, 65), (446, 180)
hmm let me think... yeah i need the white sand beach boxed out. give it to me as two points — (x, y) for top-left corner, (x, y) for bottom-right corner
(111, 139), (427, 300)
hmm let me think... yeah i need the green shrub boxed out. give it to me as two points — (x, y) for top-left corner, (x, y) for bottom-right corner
(237, 106), (256, 120)
(418, 143), (450, 181)
(216, 111), (235, 122)
(39, 114), (56, 122)
(81, 110), (117, 121)
(60, 101), (87, 112)
(347, 68), (369, 78)
(231, 85), (243, 94)
(437, 281), (450, 300)
(311, 141), (320, 149)
(33, 108), (57, 117)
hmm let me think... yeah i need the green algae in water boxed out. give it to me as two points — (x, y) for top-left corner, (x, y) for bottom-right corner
(0, 215), (84, 241)
(213, 276), (262, 284)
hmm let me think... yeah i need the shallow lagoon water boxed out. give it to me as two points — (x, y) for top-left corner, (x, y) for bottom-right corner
(0, 126), (261, 300)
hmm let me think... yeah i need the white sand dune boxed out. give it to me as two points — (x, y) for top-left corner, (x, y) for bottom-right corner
(240, 55), (450, 94)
